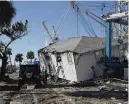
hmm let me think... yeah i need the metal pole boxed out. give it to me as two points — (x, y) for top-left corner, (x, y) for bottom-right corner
(118, 0), (122, 38)
(106, 21), (112, 66)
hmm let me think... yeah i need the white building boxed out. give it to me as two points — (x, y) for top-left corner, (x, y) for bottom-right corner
(38, 36), (128, 82)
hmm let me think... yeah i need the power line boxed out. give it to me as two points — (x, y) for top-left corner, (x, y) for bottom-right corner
(78, 11), (97, 37)
(87, 15), (97, 37)
(56, 5), (70, 36)
(78, 12), (92, 37)
(72, 2), (103, 37)
(76, 8), (79, 37)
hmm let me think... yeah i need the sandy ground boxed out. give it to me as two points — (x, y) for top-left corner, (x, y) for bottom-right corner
(0, 72), (128, 104)
(0, 86), (127, 104)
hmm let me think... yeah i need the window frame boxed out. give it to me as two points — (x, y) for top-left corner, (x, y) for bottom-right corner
(67, 52), (73, 65)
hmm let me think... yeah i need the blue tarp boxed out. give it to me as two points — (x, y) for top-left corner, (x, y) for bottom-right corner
(34, 61), (40, 65)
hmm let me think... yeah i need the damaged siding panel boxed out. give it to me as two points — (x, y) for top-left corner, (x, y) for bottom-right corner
(75, 51), (96, 81)
(50, 54), (57, 68)
(67, 52), (73, 65)
(94, 49), (105, 77)
(73, 53), (81, 66)
(50, 53), (62, 77)
(49, 52), (77, 81)
(38, 52), (57, 75)
(38, 52), (47, 71)
(94, 50), (104, 63)
(112, 45), (120, 57)
(49, 54), (58, 75)
(60, 52), (77, 81)
(75, 50), (105, 81)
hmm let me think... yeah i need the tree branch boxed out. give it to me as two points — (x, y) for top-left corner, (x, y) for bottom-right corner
(15, 30), (30, 40)
(5, 40), (13, 52)
(0, 52), (3, 58)
(5, 30), (30, 51)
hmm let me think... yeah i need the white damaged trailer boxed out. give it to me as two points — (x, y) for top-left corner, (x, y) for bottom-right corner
(38, 36), (128, 82)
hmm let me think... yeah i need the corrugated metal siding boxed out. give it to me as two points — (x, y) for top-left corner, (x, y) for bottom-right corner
(75, 52), (96, 81)
(59, 53), (77, 81)
(74, 44), (125, 81)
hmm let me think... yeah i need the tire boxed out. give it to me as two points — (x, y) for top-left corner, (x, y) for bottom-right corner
(18, 79), (24, 89)
(34, 78), (41, 88)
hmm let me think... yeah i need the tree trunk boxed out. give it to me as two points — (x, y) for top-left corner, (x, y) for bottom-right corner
(0, 54), (8, 80)
(19, 62), (21, 66)
(9, 55), (13, 72)
(31, 59), (32, 64)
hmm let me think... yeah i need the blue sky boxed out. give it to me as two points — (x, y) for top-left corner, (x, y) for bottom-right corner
(0, 1), (115, 64)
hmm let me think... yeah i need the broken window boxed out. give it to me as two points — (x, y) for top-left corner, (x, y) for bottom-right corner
(95, 50), (104, 64)
(73, 53), (80, 65)
(67, 53), (73, 65)
(56, 53), (62, 62)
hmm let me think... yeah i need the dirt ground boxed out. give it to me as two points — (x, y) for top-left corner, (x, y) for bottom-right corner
(0, 72), (128, 104)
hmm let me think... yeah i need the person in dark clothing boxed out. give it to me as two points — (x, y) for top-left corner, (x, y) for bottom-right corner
(56, 53), (62, 67)
(45, 69), (48, 84)
(42, 69), (48, 84)
(42, 70), (45, 84)
(91, 66), (97, 79)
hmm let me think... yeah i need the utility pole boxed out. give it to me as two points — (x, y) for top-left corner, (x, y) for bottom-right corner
(118, 0), (122, 39)
(118, 1), (122, 61)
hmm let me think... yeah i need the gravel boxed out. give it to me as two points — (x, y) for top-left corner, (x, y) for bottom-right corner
(0, 73), (127, 104)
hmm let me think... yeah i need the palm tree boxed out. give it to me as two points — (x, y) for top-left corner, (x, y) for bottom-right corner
(26, 51), (35, 64)
(15, 53), (23, 66)
(0, 1), (16, 27)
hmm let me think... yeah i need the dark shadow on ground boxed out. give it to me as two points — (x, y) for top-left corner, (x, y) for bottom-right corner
(1, 75), (18, 84)
(5, 79), (18, 84)
(0, 77), (19, 91)
(39, 81), (98, 89)
(65, 90), (128, 100)
(0, 85), (19, 91)
(14, 92), (62, 94)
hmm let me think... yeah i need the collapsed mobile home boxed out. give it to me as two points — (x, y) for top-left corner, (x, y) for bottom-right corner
(38, 36), (128, 82)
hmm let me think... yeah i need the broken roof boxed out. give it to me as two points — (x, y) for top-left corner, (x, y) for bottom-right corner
(39, 36), (127, 54)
